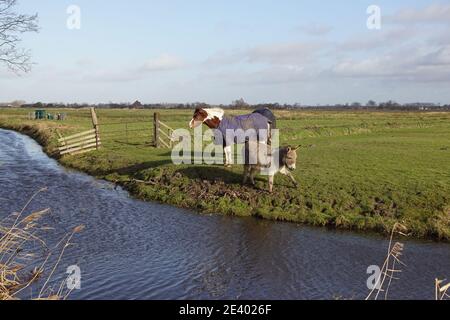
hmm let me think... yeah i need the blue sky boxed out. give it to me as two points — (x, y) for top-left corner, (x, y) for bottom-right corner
(1, 0), (450, 104)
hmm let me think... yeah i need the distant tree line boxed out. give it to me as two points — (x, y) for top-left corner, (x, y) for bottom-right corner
(1, 99), (450, 111)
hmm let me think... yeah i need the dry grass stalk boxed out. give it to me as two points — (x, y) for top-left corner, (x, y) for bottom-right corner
(0, 188), (83, 300)
(366, 222), (409, 300)
(435, 279), (450, 300)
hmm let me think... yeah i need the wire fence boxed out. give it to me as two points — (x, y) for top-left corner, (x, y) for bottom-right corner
(100, 120), (154, 146)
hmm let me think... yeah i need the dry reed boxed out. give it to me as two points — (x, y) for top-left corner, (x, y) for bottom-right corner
(435, 279), (450, 300)
(366, 223), (449, 300)
(366, 222), (409, 300)
(0, 188), (84, 300)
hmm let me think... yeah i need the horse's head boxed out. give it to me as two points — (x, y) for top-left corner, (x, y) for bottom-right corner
(189, 108), (224, 129)
(189, 108), (208, 129)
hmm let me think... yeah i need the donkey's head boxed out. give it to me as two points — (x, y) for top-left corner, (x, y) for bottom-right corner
(189, 108), (224, 129)
(281, 145), (301, 171)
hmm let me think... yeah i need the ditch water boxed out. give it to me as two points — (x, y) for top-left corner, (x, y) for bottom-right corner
(0, 128), (449, 300)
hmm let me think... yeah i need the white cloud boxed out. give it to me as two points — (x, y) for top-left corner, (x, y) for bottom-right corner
(0, 69), (15, 79)
(234, 66), (316, 86)
(297, 23), (332, 36)
(331, 45), (450, 82)
(140, 54), (184, 72)
(332, 56), (401, 78)
(203, 21), (450, 88)
(81, 54), (185, 82)
(419, 45), (450, 66)
(204, 49), (245, 66)
(83, 70), (143, 82)
(75, 58), (94, 67)
(205, 42), (322, 67)
(388, 3), (450, 24)
(247, 42), (321, 65)
(428, 28), (450, 46)
(338, 27), (417, 52)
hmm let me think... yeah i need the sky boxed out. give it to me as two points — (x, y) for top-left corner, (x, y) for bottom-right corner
(1, 0), (450, 105)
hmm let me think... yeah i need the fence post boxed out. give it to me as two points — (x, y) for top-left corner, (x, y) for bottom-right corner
(56, 130), (66, 147)
(154, 112), (160, 148)
(90, 107), (100, 150)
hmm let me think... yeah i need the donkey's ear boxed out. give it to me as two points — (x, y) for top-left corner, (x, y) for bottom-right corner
(294, 145), (302, 151)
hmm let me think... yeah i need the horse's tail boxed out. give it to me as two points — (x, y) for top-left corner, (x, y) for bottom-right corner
(252, 108), (277, 129)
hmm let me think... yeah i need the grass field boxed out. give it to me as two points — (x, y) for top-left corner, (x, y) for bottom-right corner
(1, 108), (449, 240)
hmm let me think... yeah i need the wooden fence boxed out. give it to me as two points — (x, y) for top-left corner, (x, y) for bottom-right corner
(153, 112), (174, 148)
(58, 110), (174, 154)
(58, 108), (101, 156)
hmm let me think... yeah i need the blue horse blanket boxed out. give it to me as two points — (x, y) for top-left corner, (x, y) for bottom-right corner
(214, 113), (270, 146)
(253, 108), (276, 129)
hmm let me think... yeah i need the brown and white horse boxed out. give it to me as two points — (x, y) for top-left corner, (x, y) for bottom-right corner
(189, 108), (225, 130)
(189, 107), (274, 167)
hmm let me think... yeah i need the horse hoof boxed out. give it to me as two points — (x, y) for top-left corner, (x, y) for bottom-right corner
(224, 164), (232, 168)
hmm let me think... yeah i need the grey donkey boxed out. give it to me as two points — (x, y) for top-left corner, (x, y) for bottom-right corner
(242, 141), (300, 193)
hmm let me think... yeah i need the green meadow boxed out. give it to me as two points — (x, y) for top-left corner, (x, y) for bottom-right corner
(1, 108), (449, 240)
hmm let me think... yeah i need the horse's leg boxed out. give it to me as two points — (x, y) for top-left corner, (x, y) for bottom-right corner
(222, 141), (228, 166)
(227, 146), (233, 166)
(268, 175), (274, 193)
(224, 145), (232, 167)
(224, 145), (229, 166)
(267, 122), (272, 146)
(242, 165), (249, 184)
(249, 167), (258, 186)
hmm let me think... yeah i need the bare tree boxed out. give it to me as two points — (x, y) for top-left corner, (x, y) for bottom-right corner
(0, 0), (38, 72)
